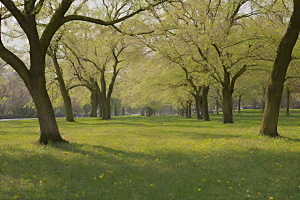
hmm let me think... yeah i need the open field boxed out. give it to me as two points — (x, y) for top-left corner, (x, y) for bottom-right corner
(0, 110), (300, 200)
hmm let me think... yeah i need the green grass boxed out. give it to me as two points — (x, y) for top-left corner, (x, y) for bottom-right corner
(0, 110), (300, 200)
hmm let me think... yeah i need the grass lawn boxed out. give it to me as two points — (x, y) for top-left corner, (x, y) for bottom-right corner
(0, 109), (300, 200)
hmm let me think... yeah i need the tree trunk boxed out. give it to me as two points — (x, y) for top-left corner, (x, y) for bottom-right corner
(199, 96), (204, 118)
(30, 77), (67, 145)
(122, 106), (125, 115)
(90, 91), (98, 117)
(202, 85), (210, 121)
(106, 98), (111, 119)
(260, 0), (300, 137)
(115, 105), (118, 116)
(50, 53), (74, 122)
(216, 99), (219, 115)
(188, 102), (192, 118)
(286, 89), (290, 115)
(238, 95), (241, 114)
(222, 71), (233, 123)
(147, 106), (152, 117)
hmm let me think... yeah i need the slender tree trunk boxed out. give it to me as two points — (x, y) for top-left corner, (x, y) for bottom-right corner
(50, 53), (74, 122)
(30, 77), (67, 145)
(260, 0), (300, 137)
(90, 91), (98, 117)
(216, 99), (219, 115)
(188, 101), (192, 118)
(122, 107), (125, 115)
(238, 95), (242, 114)
(202, 85), (210, 121)
(199, 96), (204, 118)
(286, 89), (290, 115)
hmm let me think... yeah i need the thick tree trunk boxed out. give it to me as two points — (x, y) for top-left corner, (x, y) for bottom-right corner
(286, 89), (290, 115)
(115, 105), (118, 116)
(122, 106), (125, 115)
(260, 0), (300, 137)
(202, 85), (210, 121)
(238, 95), (241, 114)
(147, 106), (152, 117)
(106, 99), (111, 119)
(50, 53), (74, 122)
(30, 77), (66, 145)
(90, 92), (98, 117)
(222, 71), (233, 123)
(193, 93), (202, 119)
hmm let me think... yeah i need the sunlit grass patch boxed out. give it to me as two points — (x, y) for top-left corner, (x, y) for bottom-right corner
(0, 110), (300, 199)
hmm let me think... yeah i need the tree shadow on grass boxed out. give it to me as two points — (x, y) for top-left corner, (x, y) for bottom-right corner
(1, 142), (300, 200)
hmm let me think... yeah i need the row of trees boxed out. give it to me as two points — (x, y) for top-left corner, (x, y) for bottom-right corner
(0, 0), (300, 144)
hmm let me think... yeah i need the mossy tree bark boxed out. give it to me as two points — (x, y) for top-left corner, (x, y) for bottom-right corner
(260, 0), (300, 137)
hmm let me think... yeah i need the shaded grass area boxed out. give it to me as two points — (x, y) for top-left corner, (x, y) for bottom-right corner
(0, 110), (300, 199)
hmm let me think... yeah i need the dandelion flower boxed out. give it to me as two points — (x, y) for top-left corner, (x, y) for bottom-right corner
(269, 197), (274, 200)
(150, 184), (153, 187)
(14, 195), (18, 199)
(229, 187), (232, 189)
(198, 188), (201, 191)
(257, 192), (261, 195)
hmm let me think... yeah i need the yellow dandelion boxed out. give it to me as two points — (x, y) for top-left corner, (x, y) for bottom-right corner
(202, 179), (206, 182)
(217, 180), (221, 183)
(75, 194), (78, 197)
(99, 174), (104, 178)
(227, 181), (230, 183)
(242, 178), (245, 181)
(14, 195), (18, 199)
(119, 187), (122, 189)
(114, 183), (117, 185)
(93, 177), (96, 180)
(229, 187), (232, 189)
(269, 197), (274, 200)
(198, 188), (201, 191)
(110, 171), (113, 173)
(64, 186), (67, 189)
(257, 192), (261, 195)
(202, 167), (206, 170)
(150, 184), (153, 187)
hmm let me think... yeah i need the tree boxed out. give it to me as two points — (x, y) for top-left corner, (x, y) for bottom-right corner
(47, 36), (75, 122)
(0, 0), (168, 144)
(260, 0), (300, 137)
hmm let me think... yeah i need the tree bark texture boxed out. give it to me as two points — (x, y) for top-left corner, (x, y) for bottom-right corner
(30, 77), (66, 144)
(260, 0), (300, 137)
